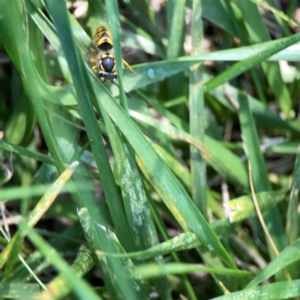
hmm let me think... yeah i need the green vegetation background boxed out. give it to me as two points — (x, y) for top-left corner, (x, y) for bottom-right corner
(0, 0), (300, 299)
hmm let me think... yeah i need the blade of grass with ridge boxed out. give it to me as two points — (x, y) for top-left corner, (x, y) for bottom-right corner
(237, 93), (287, 274)
(215, 279), (300, 300)
(286, 151), (300, 243)
(189, 0), (206, 216)
(102, 107), (170, 298)
(43, 0), (135, 252)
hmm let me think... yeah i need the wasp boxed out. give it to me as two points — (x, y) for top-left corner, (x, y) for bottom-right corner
(90, 26), (136, 85)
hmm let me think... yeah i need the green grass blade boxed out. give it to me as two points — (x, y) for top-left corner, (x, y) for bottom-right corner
(215, 279), (300, 299)
(189, 0), (206, 215)
(247, 238), (300, 288)
(102, 109), (171, 298)
(0, 283), (41, 298)
(204, 32), (300, 92)
(238, 93), (287, 255)
(23, 226), (99, 300)
(0, 139), (54, 166)
(135, 263), (252, 278)
(286, 153), (300, 243)
(78, 208), (150, 299)
(37, 246), (94, 299)
(226, 190), (288, 223)
(167, 0), (185, 59)
(43, 0), (134, 251)
(236, 0), (292, 117)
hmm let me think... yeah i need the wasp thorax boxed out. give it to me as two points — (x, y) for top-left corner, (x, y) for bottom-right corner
(101, 55), (115, 72)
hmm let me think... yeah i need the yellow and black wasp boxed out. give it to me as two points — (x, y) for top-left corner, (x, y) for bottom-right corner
(91, 26), (117, 83)
(90, 26), (136, 94)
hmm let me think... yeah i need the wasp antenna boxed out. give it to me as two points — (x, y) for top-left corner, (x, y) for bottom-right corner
(112, 81), (134, 100)
(125, 91), (134, 100)
(112, 81), (119, 88)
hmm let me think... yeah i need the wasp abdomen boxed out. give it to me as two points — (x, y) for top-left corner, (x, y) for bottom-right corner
(94, 26), (113, 52)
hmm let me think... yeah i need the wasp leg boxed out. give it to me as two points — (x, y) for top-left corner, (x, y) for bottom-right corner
(90, 58), (99, 74)
(122, 58), (137, 75)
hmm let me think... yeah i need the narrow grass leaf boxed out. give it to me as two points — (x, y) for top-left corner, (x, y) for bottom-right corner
(204, 32), (300, 92)
(100, 218), (235, 262)
(78, 208), (122, 299)
(238, 93), (287, 255)
(0, 283), (41, 298)
(152, 141), (191, 188)
(286, 151), (300, 243)
(189, 0), (206, 215)
(167, 0), (185, 59)
(78, 208), (150, 299)
(270, 142), (300, 154)
(247, 238), (300, 288)
(135, 263), (252, 279)
(37, 246), (94, 300)
(102, 110), (170, 298)
(23, 226), (99, 300)
(214, 279), (300, 299)
(44, 0), (134, 251)
(226, 190), (288, 223)
(0, 139), (55, 166)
